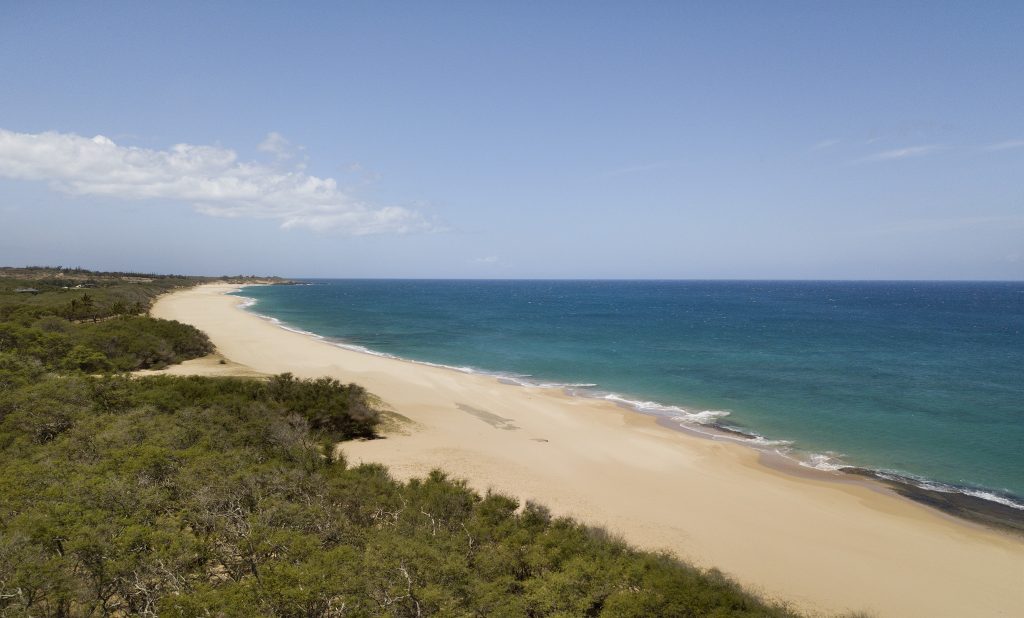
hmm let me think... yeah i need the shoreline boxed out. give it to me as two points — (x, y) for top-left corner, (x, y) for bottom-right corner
(232, 284), (1024, 531)
(152, 282), (1024, 617)
(651, 415), (1024, 536)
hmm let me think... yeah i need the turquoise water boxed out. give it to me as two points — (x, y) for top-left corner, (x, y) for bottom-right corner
(232, 280), (1024, 508)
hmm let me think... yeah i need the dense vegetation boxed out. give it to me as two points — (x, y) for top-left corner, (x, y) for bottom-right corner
(0, 268), (804, 617)
(0, 266), (284, 326)
(0, 268), (216, 372)
(0, 267), (207, 323)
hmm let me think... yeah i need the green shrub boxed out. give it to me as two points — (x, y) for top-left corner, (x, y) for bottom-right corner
(76, 316), (213, 370)
(0, 364), (796, 617)
(60, 344), (113, 373)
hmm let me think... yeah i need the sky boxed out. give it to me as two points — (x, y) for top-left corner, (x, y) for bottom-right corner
(0, 1), (1021, 279)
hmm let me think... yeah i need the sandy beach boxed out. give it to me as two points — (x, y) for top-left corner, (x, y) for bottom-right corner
(151, 283), (1024, 617)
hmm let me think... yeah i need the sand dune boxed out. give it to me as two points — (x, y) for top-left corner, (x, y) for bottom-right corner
(151, 283), (1024, 617)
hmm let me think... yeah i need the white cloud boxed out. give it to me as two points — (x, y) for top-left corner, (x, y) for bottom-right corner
(861, 145), (942, 162)
(257, 131), (298, 160)
(0, 128), (435, 235)
(473, 256), (498, 264)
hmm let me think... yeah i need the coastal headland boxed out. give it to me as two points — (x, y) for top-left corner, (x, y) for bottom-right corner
(152, 283), (1024, 617)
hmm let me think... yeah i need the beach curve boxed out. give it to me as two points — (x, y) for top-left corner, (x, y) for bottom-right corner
(151, 283), (1024, 617)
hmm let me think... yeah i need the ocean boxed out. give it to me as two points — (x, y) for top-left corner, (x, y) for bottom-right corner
(231, 280), (1024, 512)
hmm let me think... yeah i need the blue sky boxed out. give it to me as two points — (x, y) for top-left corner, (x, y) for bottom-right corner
(1, 1), (1021, 279)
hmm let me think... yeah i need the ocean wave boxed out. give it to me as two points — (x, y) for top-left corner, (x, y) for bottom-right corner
(871, 470), (1024, 511)
(331, 341), (399, 359)
(797, 458), (1024, 511)
(501, 376), (599, 389)
(801, 452), (851, 472)
(241, 307), (331, 342)
(271, 320), (326, 340)
(599, 393), (750, 430)
(743, 435), (796, 447)
(596, 393), (803, 448)
(959, 489), (1024, 511)
(600, 393), (701, 416)
(715, 427), (795, 448)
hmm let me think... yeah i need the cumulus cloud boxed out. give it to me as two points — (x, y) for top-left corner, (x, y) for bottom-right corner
(0, 128), (435, 235)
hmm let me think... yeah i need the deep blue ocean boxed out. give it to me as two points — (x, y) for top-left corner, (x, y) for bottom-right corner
(232, 280), (1024, 508)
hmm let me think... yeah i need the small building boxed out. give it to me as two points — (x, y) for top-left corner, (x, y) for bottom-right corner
(15, 287), (40, 294)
